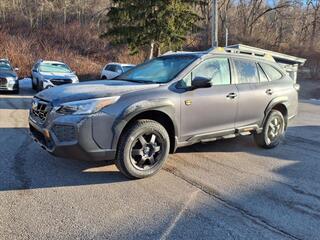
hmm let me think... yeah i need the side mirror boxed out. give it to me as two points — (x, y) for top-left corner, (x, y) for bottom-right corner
(191, 77), (212, 89)
(32, 69), (37, 73)
(14, 68), (19, 71)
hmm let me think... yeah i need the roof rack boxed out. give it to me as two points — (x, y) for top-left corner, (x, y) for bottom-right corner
(209, 46), (276, 62)
(226, 44), (306, 65)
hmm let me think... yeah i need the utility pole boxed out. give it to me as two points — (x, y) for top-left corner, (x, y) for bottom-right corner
(211, 0), (218, 48)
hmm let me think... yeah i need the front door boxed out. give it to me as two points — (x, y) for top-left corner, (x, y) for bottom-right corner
(180, 57), (238, 140)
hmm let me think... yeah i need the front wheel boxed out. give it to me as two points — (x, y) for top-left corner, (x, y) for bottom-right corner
(115, 120), (170, 179)
(254, 110), (286, 149)
(36, 79), (43, 92)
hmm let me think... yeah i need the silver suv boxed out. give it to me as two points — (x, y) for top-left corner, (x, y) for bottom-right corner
(29, 49), (301, 179)
(31, 60), (79, 91)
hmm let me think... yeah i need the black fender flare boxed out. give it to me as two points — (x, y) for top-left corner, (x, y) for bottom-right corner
(111, 99), (178, 150)
(261, 96), (289, 130)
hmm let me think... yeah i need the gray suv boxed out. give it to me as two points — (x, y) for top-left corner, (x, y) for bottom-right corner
(29, 50), (299, 179)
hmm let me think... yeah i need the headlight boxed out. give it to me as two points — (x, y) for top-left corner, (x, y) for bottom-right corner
(71, 76), (79, 83)
(7, 77), (17, 83)
(56, 96), (120, 115)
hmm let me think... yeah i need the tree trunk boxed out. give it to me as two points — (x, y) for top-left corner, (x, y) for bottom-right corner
(149, 40), (155, 60)
(157, 44), (161, 57)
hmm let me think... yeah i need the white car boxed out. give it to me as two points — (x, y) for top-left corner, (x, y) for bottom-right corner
(101, 63), (135, 80)
(31, 60), (79, 91)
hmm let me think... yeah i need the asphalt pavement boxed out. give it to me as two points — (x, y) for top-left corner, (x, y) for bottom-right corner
(0, 79), (320, 240)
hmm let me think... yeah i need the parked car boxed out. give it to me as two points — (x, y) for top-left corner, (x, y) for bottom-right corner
(31, 60), (79, 91)
(29, 48), (302, 179)
(101, 63), (135, 80)
(0, 59), (19, 94)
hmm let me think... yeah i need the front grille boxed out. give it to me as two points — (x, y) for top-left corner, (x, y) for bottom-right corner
(31, 99), (51, 123)
(52, 124), (76, 142)
(51, 79), (72, 86)
(0, 78), (7, 87)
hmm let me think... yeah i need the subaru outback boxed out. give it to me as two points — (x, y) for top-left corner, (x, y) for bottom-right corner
(29, 49), (299, 179)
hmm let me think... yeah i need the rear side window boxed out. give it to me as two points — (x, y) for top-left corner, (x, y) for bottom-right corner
(115, 65), (123, 73)
(257, 64), (269, 82)
(260, 63), (283, 81)
(106, 65), (116, 71)
(234, 59), (259, 84)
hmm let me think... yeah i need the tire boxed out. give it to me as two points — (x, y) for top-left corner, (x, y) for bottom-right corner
(13, 88), (19, 94)
(101, 76), (107, 80)
(115, 120), (170, 179)
(254, 110), (286, 149)
(36, 79), (43, 92)
(32, 77), (36, 90)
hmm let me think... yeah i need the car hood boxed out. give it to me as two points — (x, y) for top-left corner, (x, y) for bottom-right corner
(36, 80), (160, 105)
(40, 72), (76, 79)
(0, 70), (17, 78)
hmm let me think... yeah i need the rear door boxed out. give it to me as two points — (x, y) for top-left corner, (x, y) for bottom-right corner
(233, 58), (272, 128)
(180, 57), (238, 139)
(260, 62), (298, 118)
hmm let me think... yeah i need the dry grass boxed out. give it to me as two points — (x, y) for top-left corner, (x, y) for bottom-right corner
(0, 23), (145, 80)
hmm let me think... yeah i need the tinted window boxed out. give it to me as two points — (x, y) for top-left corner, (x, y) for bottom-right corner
(0, 61), (12, 71)
(115, 65), (123, 73)
(106, 65), (116, 72)
(257, 64), (269, 82)
(234, 59), (259, 84)
(191, 58), (230, 86)
(260, 63), (283, 81)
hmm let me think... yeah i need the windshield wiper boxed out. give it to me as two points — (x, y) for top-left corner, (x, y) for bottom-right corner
(115, 79), (155, 84)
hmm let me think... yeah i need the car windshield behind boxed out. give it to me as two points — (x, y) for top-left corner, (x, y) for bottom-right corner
(0, 61), (12, 71)
(116, 55), (197, 83)
(39, 63), (72, 73)
(122, 66), (134, 72)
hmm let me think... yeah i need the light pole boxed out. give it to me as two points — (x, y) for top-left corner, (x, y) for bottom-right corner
(211, 0), (218, 48)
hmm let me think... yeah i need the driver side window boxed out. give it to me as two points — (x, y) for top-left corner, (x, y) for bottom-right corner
(182, 58), (231, 87)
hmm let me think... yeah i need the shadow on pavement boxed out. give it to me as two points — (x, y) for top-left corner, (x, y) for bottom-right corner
(0, 128), (127, 191)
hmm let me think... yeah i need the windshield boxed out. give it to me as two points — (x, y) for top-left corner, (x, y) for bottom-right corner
(122, 66), (134, 72)
(0, 61), (12, 71)
(39, 63), (72, 73)
(115, 55), (197, 83)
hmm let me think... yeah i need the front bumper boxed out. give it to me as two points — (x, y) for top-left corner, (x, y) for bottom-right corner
(0, 81), (19, 91)
(29, 111), (116, 161)
(43, 78), (78, 89)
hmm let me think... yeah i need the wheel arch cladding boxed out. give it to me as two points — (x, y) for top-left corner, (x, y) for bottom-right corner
(264, 97), (289, 128)
(112, 99), (177, 153)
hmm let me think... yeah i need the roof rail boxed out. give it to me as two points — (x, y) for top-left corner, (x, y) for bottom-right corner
(209, 47), (276, 62)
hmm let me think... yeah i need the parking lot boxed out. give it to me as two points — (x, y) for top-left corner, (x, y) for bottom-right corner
(1, 79), (320, 240)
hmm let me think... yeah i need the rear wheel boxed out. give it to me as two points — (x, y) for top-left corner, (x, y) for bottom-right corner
(254, 110), (285, 149)
(115, 120), (170, 179)
(101, 76), (107, 80)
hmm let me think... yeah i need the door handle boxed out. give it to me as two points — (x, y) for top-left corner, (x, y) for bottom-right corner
(266, 89), (273, 95)
(226, 92), (237, 99)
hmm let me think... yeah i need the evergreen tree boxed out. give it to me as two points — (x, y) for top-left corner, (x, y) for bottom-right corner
(102, 0), (201, 59)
